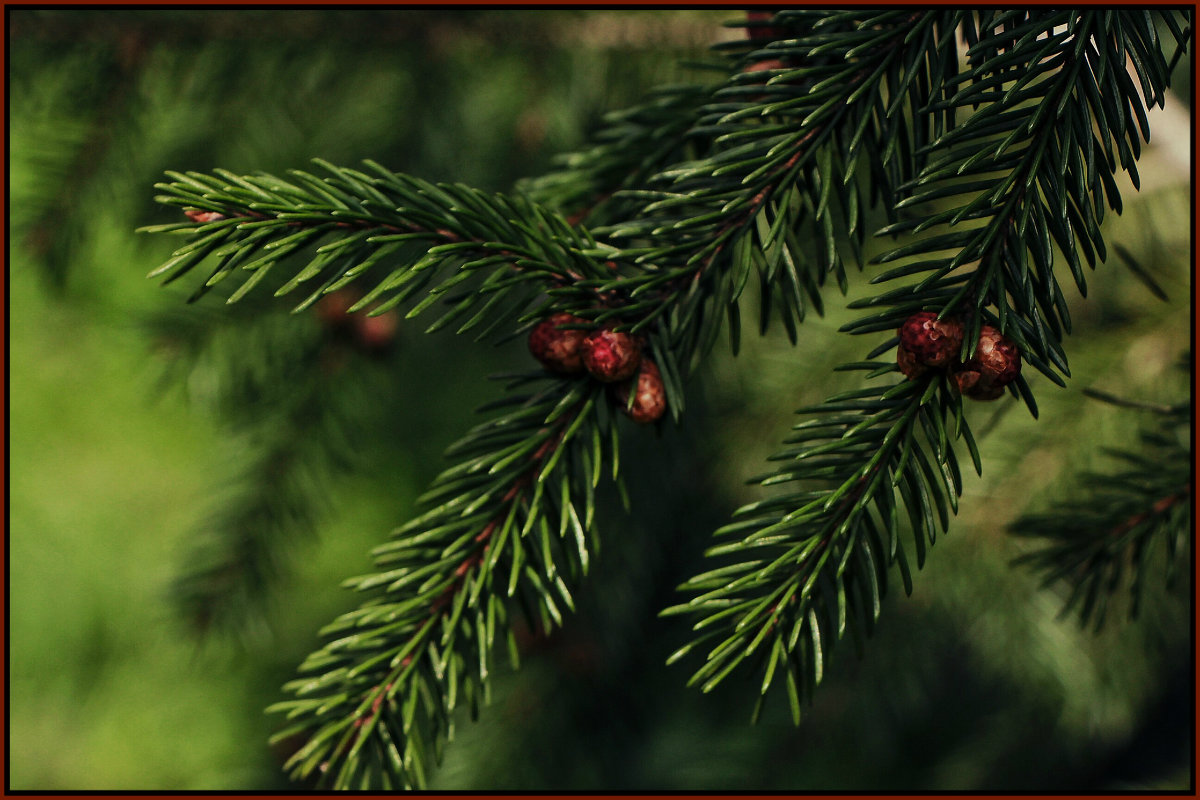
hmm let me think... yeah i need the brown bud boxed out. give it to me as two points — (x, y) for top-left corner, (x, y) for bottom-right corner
(973, 325), (1021, 387)
(315, 289), (359, 332)
(898, 311), (965, 369)
(616, 360), (667, 424)
(356, 310), (399, 353)
(581, 328), (642, 383)
(951, 325), (1021, 401)
(528, 313), (589, 375)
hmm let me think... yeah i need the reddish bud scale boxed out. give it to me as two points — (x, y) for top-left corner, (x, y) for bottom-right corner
(184, 209), (226, 223)
(582, 328), (642, 382)
(616, 360), (667, 424)
(973, 325), (1021, 386)
(528, 313), (589, 375)
(953, 324), (1021, 401)
(898, 311), (965, 369)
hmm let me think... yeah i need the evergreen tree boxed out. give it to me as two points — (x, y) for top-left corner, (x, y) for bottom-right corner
(135, 9), (1192, 790)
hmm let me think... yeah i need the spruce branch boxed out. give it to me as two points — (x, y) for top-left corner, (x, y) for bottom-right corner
(519, 82), (715, 228)
(174, 425), (329, 638)
(664, 367), (977, 720)
(596, 10), (965, 359)
(1009, 386), (1192, 631)
(856, 10), (1191, 387)
(631, 9), (960, 253)
(141, 160), (614, 339)
(267, 372), (617, 788)
(664, 8), (1189, 722)
(146, 302), (365, 637)
(135, 8), (1193, 789)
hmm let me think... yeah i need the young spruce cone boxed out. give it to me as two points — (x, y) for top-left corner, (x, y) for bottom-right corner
(897, 311), (965, 370)
(615, 360), (667, 424)
(356, 310), (399, 354)
(528, 313), (589, 375)
(315, 289), (358, 334)
(953, 324), (1021, 401)
(581, 328), (641, 383)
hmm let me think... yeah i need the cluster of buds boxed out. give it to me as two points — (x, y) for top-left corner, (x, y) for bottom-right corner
(528, 313), (666, 423)
(316, 289), (399, 356)
(896, 311), (1022, 401)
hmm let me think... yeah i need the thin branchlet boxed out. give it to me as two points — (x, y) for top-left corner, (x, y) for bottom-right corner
(1009, 393), (1191, 630)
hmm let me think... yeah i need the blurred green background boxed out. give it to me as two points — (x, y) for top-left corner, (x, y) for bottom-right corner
(8, 9), (1193, 791)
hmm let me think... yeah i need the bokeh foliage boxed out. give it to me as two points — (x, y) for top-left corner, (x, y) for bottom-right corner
(8, 9), (1192, 790)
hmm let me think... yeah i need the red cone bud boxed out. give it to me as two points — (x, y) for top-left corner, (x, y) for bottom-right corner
(898, 311), (965, 369)
(952, 324), (1021, 401)
(316, 289), (358, 331)
(582, 328), (642, 383)
(356, 310), (399, 353)
(528, 313), (589, 375)
(616, 360), (667, 424)
(972, 325), (1021, 387)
